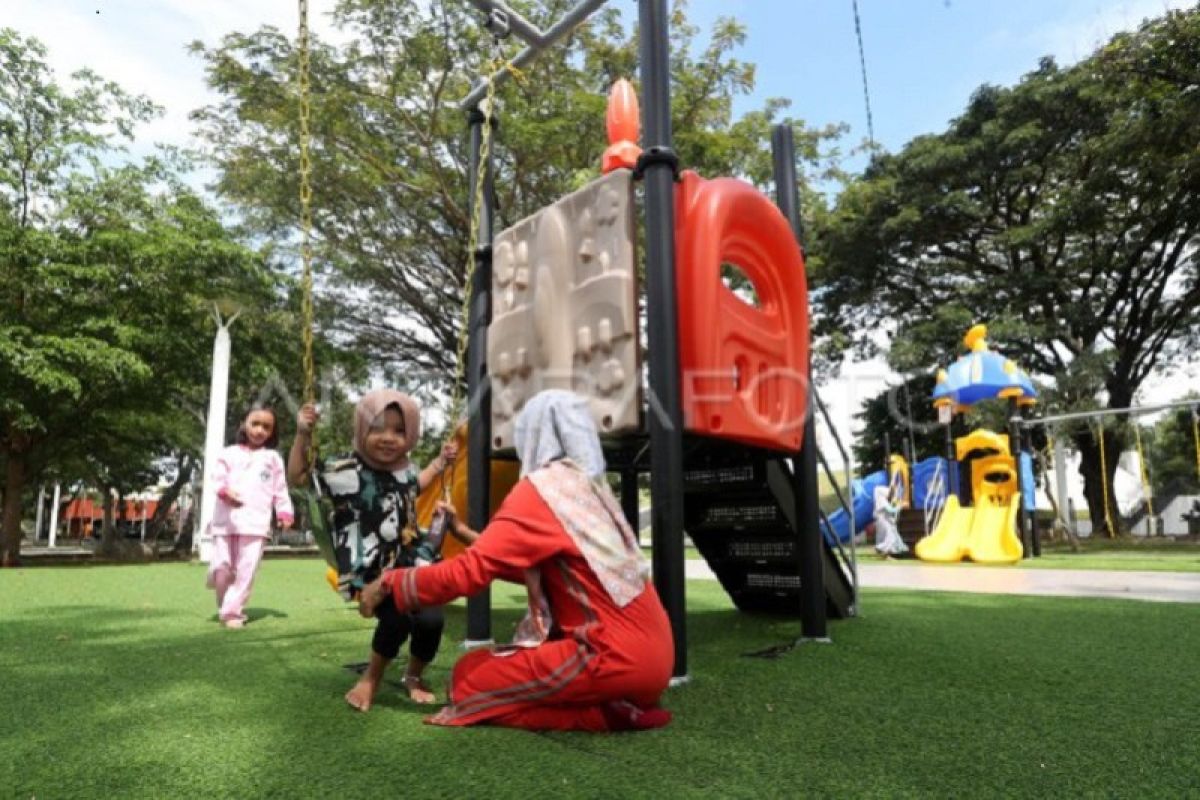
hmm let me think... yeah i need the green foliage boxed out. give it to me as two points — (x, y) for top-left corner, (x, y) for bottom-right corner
(0, 29), (354, 557)
(190, 0), (846, 410)
(1144, 397), (1200, 496)
(813, 9), (1200, 530)
(816, 9), (1200, 407)
(850, 373), (945, 470)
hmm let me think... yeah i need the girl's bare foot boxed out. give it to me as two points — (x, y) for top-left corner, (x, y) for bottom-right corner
(222, 619), (245, 629)
(402, 675), (436, 704)
(345, 676), (379, 712)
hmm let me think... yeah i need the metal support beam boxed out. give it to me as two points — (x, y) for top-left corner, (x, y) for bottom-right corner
(1022, 399), (1200, 427)
(459, 0), (608, 109)
(639, 0), (688, 681)
(771, 122), (827, 640)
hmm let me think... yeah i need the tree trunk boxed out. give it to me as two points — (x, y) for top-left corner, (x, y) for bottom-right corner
(147, 455), (194, 544)
(1037, 450), (1080, 551)
(1074, 428), (1124, 538)
(99, 489), (118, 552)
(1, 447), (27, 567)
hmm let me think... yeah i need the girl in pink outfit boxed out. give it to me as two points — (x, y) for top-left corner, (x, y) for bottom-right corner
(206, 405), (294, 628)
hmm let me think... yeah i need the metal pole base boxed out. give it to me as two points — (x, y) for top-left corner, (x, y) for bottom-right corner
(798, 636), (833, 645)
(460, 638), (495, 651)
(667, 674), (691, 688)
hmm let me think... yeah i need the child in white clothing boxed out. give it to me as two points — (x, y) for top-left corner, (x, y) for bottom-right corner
(206, 404), (294, 628)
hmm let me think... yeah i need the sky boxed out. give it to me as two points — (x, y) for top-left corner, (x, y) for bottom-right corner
(6, 0), (1198, 464)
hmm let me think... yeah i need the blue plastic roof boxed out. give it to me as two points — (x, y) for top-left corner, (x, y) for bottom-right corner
(931, 328), (1037, 408)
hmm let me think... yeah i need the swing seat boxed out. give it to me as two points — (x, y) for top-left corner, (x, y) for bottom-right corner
(292, 487), (337, 571)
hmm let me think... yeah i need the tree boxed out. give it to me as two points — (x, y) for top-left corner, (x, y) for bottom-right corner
(190, 0), (846, 407)
(814, 9), (1200, 536)
(0, 29), (313, 564)
(1145, 398), (1200, 497)
(850, 374), (946, 472)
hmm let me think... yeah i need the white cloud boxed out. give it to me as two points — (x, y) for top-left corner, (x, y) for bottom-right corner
(1030, 0), (1193, 65)
(5, 0), (344, 156)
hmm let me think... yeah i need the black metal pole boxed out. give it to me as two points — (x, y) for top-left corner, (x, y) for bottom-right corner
(902, 377), (918, 467)
(772, 123), (827, 639)
(1007, 397), (1030, 559)
(465, 102), (496, 643)
(883, 432), (891, 473)
(620, 468), (640, 543)
(944, 414), (957, 498)
(1022, 415), (1041, 557)
(639, 0), (687, 679)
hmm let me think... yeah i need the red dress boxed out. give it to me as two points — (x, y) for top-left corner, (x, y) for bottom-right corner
(384, 478), (674, 731)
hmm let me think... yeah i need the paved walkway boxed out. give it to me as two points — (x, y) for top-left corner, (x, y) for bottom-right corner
(684, 560), (1200, 604)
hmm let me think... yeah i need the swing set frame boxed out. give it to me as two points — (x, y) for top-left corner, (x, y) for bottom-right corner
(1020, 398), (1200, 538)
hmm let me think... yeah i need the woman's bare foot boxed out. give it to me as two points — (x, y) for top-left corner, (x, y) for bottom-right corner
(602, 699), (672, 731)
(402, 675), (436, 704)
(345, 676), (380, 712)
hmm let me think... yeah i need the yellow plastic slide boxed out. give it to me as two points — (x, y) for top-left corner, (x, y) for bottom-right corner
(915, 496), (972, 562)
(966, 493), (1023, 564)
(916, 493), (1023, 564)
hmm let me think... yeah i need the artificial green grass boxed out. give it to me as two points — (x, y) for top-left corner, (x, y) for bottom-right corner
(2, 560), (1198, 798)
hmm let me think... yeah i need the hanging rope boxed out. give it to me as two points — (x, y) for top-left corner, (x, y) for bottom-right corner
(1192, 405), (1200, 488)
(446, 38), (526, 426)
(850, 0), (876, 147)
(297, 0), (317, 470)
(1095, 421), (1116, 538)
(1132, 423), (1155, 535)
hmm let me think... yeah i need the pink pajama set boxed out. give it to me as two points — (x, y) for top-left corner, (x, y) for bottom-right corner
(206, 445), (293, 623)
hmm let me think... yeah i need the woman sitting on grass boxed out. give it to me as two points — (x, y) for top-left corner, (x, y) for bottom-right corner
(358, 389), (674, 733)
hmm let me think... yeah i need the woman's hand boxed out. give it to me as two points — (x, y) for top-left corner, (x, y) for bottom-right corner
(296, 403), (321, 434)
(358, 574), (390, 618)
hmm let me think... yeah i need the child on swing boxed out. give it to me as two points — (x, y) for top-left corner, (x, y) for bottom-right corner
(206, 403), (294, 629)
(287, 390), (462, 711)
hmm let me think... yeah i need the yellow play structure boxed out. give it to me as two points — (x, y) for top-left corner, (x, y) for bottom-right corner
(916, 429), (1024, 564)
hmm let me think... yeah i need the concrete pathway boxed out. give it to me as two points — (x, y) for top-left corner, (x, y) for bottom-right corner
(684, 560), (1200, 604)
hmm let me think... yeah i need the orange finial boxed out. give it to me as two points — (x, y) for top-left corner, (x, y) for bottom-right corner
(602, 78), (642, 174)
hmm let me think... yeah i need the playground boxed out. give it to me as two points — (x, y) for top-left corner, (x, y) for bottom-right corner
(4, 0), (1200, 796)
(3, 560), (1199, 798)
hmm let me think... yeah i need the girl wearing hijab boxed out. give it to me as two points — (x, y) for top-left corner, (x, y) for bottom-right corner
(358, 390), (674, 733)
(288, 391), (460, 712)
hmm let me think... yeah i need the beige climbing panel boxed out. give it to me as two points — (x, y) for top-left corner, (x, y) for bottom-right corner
(488, 169), (640, 450)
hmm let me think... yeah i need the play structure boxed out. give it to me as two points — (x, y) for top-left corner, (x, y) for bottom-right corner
(913, 325), (1037, 565)
(288, 0), (861, 681)
(820, 454), (949, 546)
(450, 1), (862, 678)
(915, 429), (1024, 563)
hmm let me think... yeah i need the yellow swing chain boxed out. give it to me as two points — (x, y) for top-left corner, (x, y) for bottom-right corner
(1095, 421), (1116, 538)
(440, 38), (526, 502)
(297, 0), (319, 472)
(1192, 405), (1200, 488)
(447, 39), (526, 427)
(1132, 422), (1154, 535)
